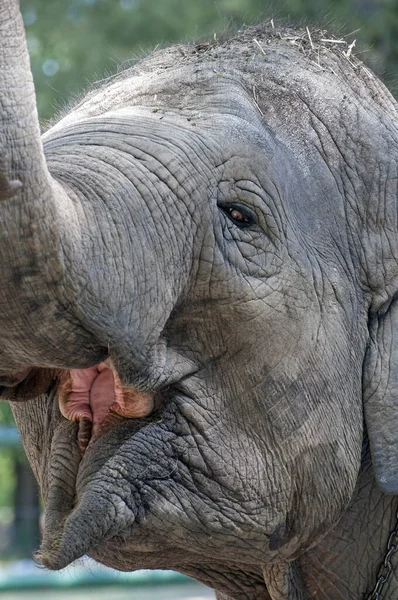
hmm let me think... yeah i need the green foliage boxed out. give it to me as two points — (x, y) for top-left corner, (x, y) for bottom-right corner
(0, 405), (26, 509)
(0, 403), (14, 426)
(0, 451), (15, 508)
(19, 0), (397, 120)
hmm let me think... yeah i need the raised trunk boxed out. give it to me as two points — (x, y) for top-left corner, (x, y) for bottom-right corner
(0, 1), (51, 197)
(0, 1), (192, 376)
(0, 1), (93, 371)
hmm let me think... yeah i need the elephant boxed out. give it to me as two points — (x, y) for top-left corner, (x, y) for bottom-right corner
(1, 1), (398, 598)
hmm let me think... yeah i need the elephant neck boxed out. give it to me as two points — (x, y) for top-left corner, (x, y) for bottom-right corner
(293, 441), (398, 599)
(262, 561), (304, 600)
(260, 442), (397, 599)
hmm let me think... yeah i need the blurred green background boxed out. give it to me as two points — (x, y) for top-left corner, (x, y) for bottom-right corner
(0, 0), (396, 585)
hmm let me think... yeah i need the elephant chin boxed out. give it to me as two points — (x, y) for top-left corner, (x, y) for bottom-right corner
(37, 405), (162, 571)
(38, 492), (136, 571)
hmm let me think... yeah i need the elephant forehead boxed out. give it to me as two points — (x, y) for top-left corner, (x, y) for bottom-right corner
(42, 64), (262, 136)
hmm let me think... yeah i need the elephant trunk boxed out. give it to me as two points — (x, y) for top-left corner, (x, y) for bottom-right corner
(0, 2), (96, 372)
(0, 0), (52, 202)
(0, 1), (198, 375)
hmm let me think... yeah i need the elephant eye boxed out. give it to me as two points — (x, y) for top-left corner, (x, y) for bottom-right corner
(219, 203), (257, 228)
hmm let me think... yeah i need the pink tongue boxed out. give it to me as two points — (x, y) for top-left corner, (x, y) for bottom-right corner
(58, 362), (154, 452)
(88, 364), (116, 435)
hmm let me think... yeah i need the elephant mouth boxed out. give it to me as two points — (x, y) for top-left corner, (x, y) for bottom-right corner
(4, 354), (193, 458)
(38, 386), (172, 571)
(24, 359), (199, 571)
(56, 360), (155, 453)
(0, 361), (156, 452)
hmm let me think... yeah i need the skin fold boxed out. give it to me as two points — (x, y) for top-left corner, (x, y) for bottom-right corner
(1, 2), (398, 598)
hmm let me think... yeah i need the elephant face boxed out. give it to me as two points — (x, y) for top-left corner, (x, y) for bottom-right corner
(11, 91), (367, 596)
(5, 6), (395, 598)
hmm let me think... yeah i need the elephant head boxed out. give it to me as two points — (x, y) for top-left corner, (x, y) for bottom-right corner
(2, 3), (398, 598)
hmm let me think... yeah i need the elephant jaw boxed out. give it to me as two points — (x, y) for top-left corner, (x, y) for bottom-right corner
(38, 408), (162, 571)
(38, 365), (158, 571)
(57, 360), (154, 453)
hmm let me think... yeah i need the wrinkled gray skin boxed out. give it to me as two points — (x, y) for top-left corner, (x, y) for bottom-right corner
(1, 2), (398, 598)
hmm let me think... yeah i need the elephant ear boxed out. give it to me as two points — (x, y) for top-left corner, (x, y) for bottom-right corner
(364, 298), (398, 494)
